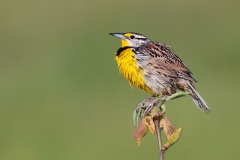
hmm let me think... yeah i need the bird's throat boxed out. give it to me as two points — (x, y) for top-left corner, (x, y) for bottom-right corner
(121, 39), (130, 47)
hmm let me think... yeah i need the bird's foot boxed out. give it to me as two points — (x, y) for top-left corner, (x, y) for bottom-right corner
(135, 96), (155, 115)
(143, 99), (162, 115)
(135, 96), (166, 118)
(133, 96), (167, 125)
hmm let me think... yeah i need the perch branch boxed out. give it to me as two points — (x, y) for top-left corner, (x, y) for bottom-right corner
(153, 114), (164, 160)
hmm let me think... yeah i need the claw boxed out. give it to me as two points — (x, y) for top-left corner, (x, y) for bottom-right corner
(134, 93), (176, 125)
(135, 96), (155, 114)
(144, 99), (160, 115)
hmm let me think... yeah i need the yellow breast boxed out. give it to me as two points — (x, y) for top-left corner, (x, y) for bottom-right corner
(115, 48), (153, 94)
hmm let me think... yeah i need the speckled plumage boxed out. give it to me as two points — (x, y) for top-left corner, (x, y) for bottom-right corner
(110, 32), (210, 112)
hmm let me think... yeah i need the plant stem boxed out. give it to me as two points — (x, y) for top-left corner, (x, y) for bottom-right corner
(153, 118), (164, 160)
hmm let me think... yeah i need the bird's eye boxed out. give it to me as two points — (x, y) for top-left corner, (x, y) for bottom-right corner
(130, 35), (135, 39)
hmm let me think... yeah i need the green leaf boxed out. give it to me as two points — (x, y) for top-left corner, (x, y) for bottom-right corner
(162, 127), (183, 151)
(165, 92), (190, 101)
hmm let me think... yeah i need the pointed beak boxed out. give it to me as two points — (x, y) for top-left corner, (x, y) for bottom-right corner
(109, 33), (126, 39)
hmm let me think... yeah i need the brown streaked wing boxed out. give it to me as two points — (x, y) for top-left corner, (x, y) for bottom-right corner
(137, 41), (196, 82)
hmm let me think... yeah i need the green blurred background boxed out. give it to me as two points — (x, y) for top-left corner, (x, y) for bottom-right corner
(0, 0), (240, 159)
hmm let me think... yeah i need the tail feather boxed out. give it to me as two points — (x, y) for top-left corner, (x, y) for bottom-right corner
(186, 82), (210, 113)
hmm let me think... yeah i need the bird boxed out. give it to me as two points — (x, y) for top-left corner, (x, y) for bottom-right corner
(109, 32), (210, 112)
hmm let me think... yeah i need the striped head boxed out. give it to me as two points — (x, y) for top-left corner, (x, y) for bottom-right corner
(109, 32), (150, 48)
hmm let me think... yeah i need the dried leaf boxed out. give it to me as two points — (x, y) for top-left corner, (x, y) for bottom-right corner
(163, 116), (175, 139)
(133, 117), (149, 146)
(145, 116), (155, 134)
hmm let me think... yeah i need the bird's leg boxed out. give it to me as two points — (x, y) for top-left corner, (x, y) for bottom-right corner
(135, 94), (172, 121)
(143, 98), (161, 115)
(143, 95), (168, 115)
(135, 96), (156, 116)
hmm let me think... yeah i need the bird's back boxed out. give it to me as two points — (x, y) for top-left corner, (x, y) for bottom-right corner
(133, 41), (194, 95)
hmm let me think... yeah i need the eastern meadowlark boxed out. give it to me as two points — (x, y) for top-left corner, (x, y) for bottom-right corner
(110, 32), (210, 112)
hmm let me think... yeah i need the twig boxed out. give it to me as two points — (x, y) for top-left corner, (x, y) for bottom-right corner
(153, 116), (164, 160)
